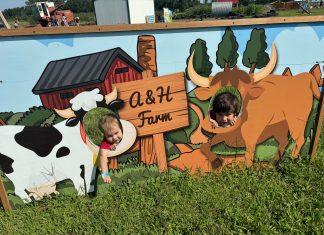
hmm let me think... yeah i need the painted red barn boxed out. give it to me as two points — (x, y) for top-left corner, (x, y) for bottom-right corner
(32, 47), (144, 109)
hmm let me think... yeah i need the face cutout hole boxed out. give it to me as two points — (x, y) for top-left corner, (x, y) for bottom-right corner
(208, 86), (242, 128)
(83, 107), (123, 146)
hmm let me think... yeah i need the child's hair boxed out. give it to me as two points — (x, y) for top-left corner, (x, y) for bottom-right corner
(210, 92), (240, 117)
(98, 115), (122, 134)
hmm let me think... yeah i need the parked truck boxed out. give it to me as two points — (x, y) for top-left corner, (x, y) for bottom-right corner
(32, 2), (74, 27)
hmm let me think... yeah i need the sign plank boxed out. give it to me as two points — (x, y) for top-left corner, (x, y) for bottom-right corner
(114, 72), (189, 136)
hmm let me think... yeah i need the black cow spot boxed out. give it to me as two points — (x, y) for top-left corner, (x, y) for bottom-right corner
(14, 126), (62, 157)
(56, 147), (70, 158)
(80, 165), (85, 179)
(0, 153), (14, 174)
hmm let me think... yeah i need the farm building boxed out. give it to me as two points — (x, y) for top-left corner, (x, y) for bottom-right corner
(94, 0), (155, 25)
(32, 47), (144, 109)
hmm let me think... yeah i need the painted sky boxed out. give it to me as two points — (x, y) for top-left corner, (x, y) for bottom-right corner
(0, 23), (323, 112)
(0, 0), (25, 11)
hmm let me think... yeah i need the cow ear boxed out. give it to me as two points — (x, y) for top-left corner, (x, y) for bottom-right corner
(108, 99), (124, 110)
(194, 88), (211, 101)
(248, 86), (264, 100)
(66, 117), (79, 127)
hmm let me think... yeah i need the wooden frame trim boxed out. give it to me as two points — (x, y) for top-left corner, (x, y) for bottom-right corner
(0, 16), (323, 37)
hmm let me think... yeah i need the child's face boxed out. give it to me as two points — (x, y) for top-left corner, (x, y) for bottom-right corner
(105, 124), (123, 145)
(215, 112), (236, 127)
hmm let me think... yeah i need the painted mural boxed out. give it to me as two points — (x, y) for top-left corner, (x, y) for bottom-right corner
(0, 23), (323, 208)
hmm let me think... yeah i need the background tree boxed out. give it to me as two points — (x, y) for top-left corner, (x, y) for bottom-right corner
(186, 39), (213, 81)
(216, 27), (239, 69)
(242, 28), (269, 74)
(62, 0), (95, 13)
(155, 0), (200, 11)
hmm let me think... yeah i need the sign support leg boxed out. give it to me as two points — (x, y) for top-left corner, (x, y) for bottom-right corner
(0, 176), (11, 211)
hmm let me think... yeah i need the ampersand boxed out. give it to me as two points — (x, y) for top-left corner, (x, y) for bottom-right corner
(145, 90), (155, 104)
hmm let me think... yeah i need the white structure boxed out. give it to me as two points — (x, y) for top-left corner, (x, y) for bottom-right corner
(94, 0), (155, 25)
(200, 0), (213, 3)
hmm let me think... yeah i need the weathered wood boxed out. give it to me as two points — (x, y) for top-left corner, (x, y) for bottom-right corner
(114, 72), (189, 136)
(311, 95), (324, 159)
(153, 133), (168, 173)
(1, 16), (323, 37)
(0, 177), (12, 211)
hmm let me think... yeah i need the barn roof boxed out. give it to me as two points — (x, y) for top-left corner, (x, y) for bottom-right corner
(33, 47), (143, 94)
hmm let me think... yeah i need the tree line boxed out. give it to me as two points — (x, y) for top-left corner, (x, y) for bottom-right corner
(186, 27), (269, 79)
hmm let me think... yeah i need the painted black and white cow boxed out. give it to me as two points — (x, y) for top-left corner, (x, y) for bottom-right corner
(0, 88), (136, 203)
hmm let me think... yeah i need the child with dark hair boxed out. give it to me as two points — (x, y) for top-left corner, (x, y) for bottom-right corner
(209, 92), (240, 128)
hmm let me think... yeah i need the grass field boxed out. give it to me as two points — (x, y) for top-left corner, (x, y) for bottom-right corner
(0, 127), (322, 233)
(277, 7), (324, 17)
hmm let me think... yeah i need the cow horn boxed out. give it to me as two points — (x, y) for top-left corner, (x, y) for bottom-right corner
(187, 50), (210, 88)
(105, 87), (118, 105)
(54, 108), (76, 119)
(253, 44), (277, 83)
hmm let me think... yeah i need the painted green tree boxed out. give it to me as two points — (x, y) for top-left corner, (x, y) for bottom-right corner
(243, 28), (270, 74)
(185, 38), (213, 81)
(216, 27), (239, 69)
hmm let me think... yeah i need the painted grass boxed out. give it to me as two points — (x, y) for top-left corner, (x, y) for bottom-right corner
(0, 131), (323, 233)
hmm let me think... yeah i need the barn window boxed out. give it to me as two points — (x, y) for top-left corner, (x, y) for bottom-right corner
(60, 92), (74, 99)
(115, 67), (129, 74)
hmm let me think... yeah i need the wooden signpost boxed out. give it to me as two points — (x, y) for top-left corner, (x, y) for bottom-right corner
(0, 177), (11, 211)
(114, 71), (189, 172)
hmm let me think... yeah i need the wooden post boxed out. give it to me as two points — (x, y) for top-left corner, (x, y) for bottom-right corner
(153, 133), (168, 172)
(138, 35), (159, 166)
(0, 177), (12, 211)
(311, 95), (324, 159)
(141, 70), (168, 172)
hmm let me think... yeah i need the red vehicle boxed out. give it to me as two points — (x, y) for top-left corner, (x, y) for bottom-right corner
(33, 2), (74, 27)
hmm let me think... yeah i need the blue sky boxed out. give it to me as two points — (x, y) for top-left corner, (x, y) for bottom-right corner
(0, 0), (25, 11)
(0, 23), (323, 112)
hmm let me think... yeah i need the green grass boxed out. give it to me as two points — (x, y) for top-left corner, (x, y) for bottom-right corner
(0, 128), (323, 233)
(277, 7), (324, 17)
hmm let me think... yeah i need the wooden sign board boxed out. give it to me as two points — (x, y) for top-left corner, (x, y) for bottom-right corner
(114, 72), (189, 136)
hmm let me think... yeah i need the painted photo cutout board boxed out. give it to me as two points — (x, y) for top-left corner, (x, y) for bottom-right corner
(0, 22), (323, 207)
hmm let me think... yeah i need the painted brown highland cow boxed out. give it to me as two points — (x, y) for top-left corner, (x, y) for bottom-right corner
(187, 45), (321, 167)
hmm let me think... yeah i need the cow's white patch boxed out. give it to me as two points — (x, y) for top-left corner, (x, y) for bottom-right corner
(0, 122), (96, 203)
